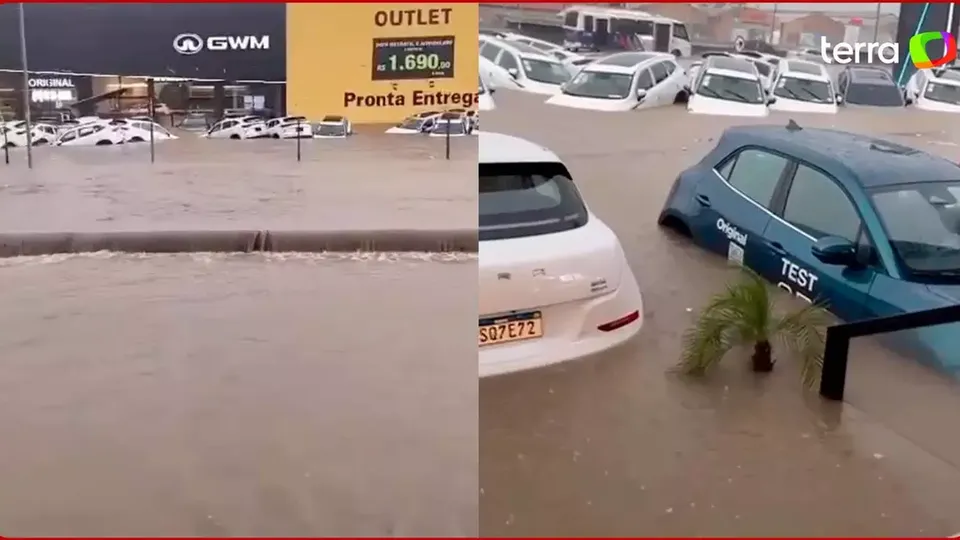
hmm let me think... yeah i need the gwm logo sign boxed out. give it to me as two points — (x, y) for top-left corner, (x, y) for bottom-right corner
(172, 33), (271, 55)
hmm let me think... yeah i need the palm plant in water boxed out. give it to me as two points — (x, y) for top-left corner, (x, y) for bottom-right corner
(680, 267), (832, 388)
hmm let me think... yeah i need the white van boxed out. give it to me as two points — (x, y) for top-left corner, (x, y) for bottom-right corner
(479, 36), (571, 95)
(906, 67), (960, 113)
(478, 131), (644, 377)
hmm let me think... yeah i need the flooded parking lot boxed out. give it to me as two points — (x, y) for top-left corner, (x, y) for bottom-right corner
(0, 252), (477, 536)
(480, 90), (960, 536)
(0, 133), (476, 232)
(0, 133), (479, 534)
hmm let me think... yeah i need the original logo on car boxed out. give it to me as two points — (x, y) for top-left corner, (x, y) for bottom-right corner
(716, 217), (748, 246)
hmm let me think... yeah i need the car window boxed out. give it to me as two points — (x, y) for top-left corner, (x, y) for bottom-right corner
(59, 130), (77, 142)
(650, 62), (669, 84)
(721, 149), (789, 209)
(480, 161), (588, 241)
(481, 43), (501, 62)
(672, 24), (689, 41)
(636, 68), (654, 90)
(663, 61), (676, 76)
(497, 51), (520, 71)
(782, 164), (861, 242)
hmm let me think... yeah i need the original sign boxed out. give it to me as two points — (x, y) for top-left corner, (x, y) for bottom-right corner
(372, 36), (455, 81)
(373, 8), (453, 27)
(28, 77), (74, 88)
(343, 90), (477, 109)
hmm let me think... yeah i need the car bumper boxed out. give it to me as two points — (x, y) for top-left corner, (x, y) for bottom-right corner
(479, 264), (644, 378)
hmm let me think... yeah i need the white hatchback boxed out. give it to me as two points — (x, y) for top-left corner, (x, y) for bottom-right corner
(479, 132), (644, 377)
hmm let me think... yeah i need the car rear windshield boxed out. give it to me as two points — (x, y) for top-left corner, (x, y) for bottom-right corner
(480, 161), (588, 241)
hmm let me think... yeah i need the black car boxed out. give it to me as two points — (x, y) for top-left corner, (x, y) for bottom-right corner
(836, 66), (906, 107)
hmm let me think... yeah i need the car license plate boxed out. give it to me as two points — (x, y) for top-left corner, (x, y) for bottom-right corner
(479, 311), (543, 347)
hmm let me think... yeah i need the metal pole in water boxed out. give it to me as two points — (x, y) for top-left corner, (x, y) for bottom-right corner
(296, 118), (302, 162)
(18, 3), (33, 169)
(147, 77), (156, 164)
(2, 122), (10, 165)
(444, 117), (451, 161)
(872, 2), (882, 41)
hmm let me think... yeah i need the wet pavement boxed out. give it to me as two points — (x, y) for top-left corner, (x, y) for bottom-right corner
(0, 252), (478, 536)
(480, 90), (960, 536)
(0, 133), (476, 232)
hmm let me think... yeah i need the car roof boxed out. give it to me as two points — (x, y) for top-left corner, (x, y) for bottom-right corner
(847, 67), (893, 82)
(718, 125), (960, 188)
(480, 36), (558, 62)
(704, 67), (759, 81)
(783, 60), (828, 78)
(479, 132), (560, 164)
(706, 55), (757, 74)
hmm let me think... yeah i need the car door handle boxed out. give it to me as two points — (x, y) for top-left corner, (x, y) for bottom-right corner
(767, 241), (786, 255)
(695, 193), (711, 207)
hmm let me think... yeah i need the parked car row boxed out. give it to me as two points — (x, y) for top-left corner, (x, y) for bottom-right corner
(385, 110), (479, 136)
(1, 116), (176, 147)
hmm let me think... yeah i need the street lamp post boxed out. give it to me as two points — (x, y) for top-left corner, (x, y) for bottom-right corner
(18, 2), (33, 169)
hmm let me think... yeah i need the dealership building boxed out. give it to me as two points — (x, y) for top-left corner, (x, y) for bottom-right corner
(0, 3), (477, 124)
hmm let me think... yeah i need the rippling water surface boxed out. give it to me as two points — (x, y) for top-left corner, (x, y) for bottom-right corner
(0, 252), (478, 536)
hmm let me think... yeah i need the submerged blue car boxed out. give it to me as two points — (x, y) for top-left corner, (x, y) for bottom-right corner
(658, 123), (960, 373)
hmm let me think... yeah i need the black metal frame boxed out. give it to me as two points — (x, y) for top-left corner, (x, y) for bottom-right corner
(819, 304), (960, 401)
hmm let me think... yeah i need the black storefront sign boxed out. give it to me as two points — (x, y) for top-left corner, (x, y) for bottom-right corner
(0, 3), (285, 81)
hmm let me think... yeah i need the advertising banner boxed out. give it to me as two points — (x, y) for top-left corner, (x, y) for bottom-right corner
(287, 3), (479, 124)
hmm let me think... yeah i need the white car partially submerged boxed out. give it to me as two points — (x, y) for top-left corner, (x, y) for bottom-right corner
(265, 116), (314, 139)
(479, 76), (496, 111)
(479, 131), (644, 377)
(905, 67), (960, 113)
(385, 111), (441, 134)
(313, 115), (352, 138)
(426, 112), (472, 137)
(546, 52), (685, 112)
(687, 55), (772, 117)
(203, 117), (268, 139)
(768, 60), (837, 114)
(480, 36), (571, 95)
(0, 121), (59, 147)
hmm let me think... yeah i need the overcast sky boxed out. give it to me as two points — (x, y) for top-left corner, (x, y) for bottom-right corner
(746, 3), (899, 14)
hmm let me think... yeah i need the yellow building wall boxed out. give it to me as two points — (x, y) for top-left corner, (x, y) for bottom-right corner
(287, 3), (478, 125)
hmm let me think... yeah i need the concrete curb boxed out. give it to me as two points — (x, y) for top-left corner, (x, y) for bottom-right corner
(0, 229), (478, 258)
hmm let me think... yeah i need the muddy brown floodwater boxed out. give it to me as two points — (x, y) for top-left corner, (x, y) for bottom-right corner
(0, 134), (476, 232)
(0, 135), (479, 536)
(0, 252), (477, 536)
(480, 90), (960, 536)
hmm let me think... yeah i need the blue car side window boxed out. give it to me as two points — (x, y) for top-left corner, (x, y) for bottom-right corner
(723, 149), (789, 209)
(782, 164), (861, 242)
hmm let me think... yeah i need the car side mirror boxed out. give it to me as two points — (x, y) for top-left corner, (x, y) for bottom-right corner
(488, 87), (496, 95)
(507, 68), (519, 79)
(835, 93), (843, 104)
(767, 96), (777, 104)
(811, 236), (858, 266)
(905, 96), (914, 105)
(636, 88), (647, 101)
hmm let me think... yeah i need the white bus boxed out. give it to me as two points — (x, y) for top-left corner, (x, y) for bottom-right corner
(558, 5), (692, 58)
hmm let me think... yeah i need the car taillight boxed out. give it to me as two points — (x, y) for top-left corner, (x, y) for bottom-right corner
(597, 310), (640, 332)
